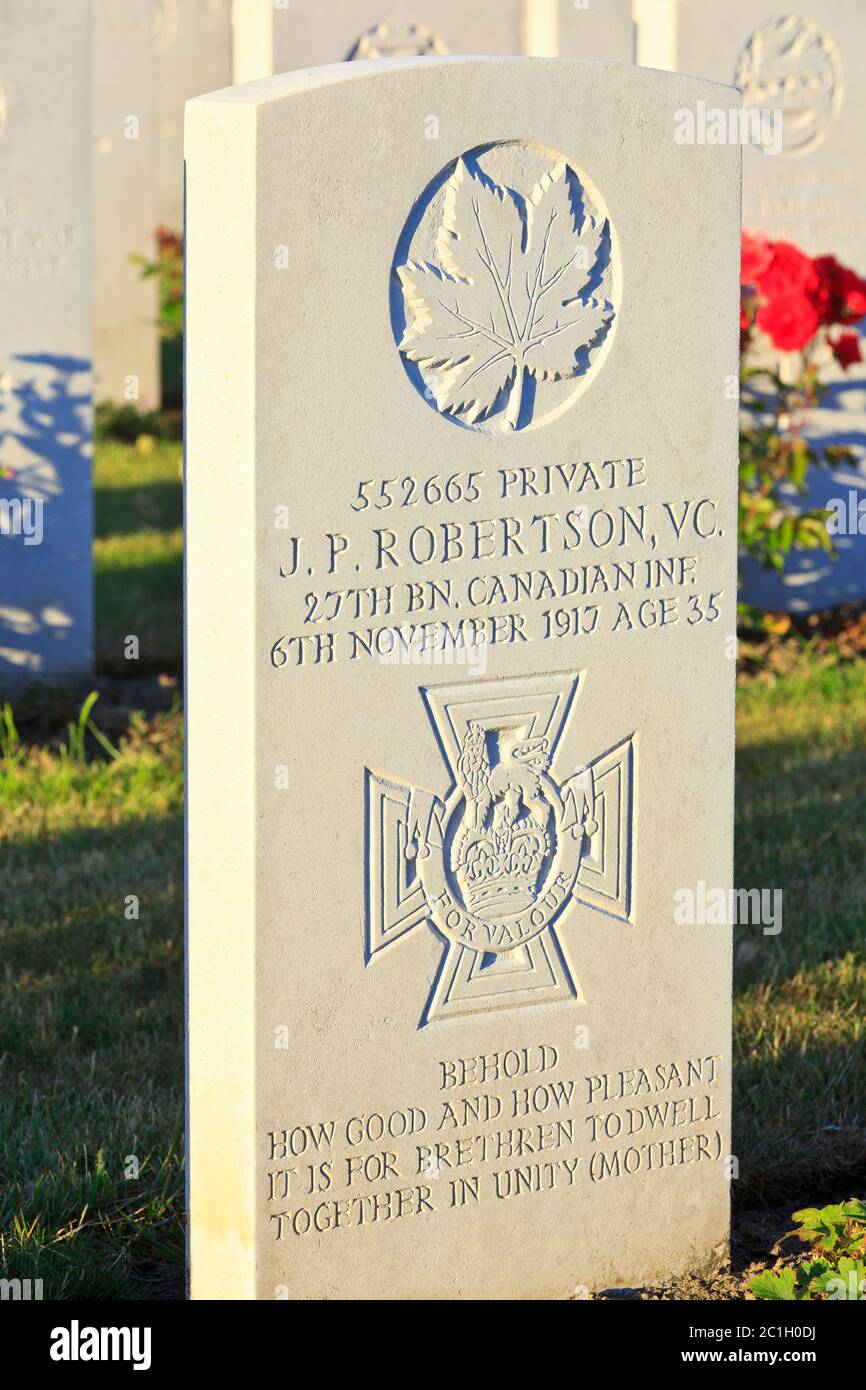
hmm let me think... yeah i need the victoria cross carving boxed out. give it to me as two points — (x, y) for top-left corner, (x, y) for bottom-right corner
(391, 143), (618, 432)
(365, 673), (634, 1024)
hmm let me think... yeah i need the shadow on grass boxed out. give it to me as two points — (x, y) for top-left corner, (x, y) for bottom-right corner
(735, 744), (866, 981)
(94, 481), (182, 540)
(733, 709), (866, 1205)
(733, 1029), (866, 1206)
(95, 554), (183, 677)
(0, 814), (184, 1299)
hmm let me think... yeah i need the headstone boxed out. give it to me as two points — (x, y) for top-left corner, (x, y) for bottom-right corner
(634, 0), (676, 71)
(233, 0), (638, 77)
(677, 0), (866, 612)
(558, 0), (635, 63)
(93, 0), (159, 407)
(186, 56), (739, 1299)
(232, 0), (274, 84)
(154, 0), (233, 235)
(271, 1), (525, 71)
(0, 0), (93, 679)
(678, 1), (865, 266)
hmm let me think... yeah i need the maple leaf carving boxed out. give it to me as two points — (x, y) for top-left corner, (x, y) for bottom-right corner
(396, 158), (613, 430)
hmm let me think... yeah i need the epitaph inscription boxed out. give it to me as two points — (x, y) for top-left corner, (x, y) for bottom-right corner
(393, 143), (617, 432)
(267, 1050), (726, 1243)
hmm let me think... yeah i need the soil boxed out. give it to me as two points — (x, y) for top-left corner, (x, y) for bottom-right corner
(593, 1203), (812, 1300)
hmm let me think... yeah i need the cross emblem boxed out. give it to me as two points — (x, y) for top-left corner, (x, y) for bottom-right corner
(365, 672), (633, 1024)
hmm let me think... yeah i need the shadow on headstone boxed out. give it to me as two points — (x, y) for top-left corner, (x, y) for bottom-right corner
(740, 370), (866, 613)
(0, 353), (93, 681)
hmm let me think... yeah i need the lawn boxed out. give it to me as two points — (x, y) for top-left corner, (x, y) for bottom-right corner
(0, 439), (863, 1297)
(0, 700), (184, 1298)
(734, 657), (866, 1199)
(94, 437), (183, 677)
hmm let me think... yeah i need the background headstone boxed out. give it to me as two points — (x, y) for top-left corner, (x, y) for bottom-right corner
(233, 0), (637, 80)
(634, 0), (675, 70)
(93, 0), (159, 407)
(678, 1), (865, 266)
(271, 0), (525, 70)
(0, 0), (93, 679)
(154, 0), (233, 235)
(677, 0), (866, 612)
(186, 57), (739, 1298)
(558, 0), (635, 62)
(232, 0), (274, 84)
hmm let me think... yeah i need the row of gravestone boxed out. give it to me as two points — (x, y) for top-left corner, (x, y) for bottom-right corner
(0, 0), (864, 676)
(0, 0), (857, 1303)
(106, 0), (636, 411)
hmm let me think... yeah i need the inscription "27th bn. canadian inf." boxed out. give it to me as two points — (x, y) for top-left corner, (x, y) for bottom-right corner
(270, 455), (726, 671)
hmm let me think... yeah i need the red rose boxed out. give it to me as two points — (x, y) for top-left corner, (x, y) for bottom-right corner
(834, 265), (866, 322)
(814, 256), (866, 325)
(756, 293), (821, 352)
(741, 229), (773, 286)
(830, 331), (863, 370)
(756, 240), (820, 301)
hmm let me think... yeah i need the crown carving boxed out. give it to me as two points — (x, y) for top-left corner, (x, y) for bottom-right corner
(454, 796), (549, 920)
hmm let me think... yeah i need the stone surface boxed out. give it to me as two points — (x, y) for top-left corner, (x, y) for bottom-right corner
(231, 0), (274, 84)
(233, 0), (637, 76)
(0, 0), (93, 679)
(678, 1), (865, 265)
(271, 1), (524, 71)
(678, 0), (866, 611)
(93, 0), (159, 407)
(558, 0), (635, 62)
(154, 0), (232, 234)
(186, 56), (739, 1300)
(634, 0), (676, 70)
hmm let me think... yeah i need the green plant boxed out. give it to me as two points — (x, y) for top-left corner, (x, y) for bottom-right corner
(739, 232), (866, 575)
(1, 693), (121, 774)
(132, 226), (184, 342)
(94, 401), (182, 446)
(750, 1200), (866, 1301)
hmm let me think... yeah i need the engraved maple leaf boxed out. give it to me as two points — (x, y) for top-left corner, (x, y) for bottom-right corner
(397, 158), (613, 430)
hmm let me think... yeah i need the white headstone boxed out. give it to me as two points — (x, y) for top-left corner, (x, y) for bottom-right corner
(93, 0), (159, 407)
(678, 0), (866, 612)
(0, 0), (93, 678)
(272, 1), (524, 71)
(634, 0), (676, 70)
(678, 1), (865, 264)
(233, 0), (637, 77)
(558, 0), (635, 62)
(186, 56), (739, 1299)
(154, 0), (233, 234)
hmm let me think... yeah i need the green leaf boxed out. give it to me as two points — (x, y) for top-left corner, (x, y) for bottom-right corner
(750, 1268), (797, 1301)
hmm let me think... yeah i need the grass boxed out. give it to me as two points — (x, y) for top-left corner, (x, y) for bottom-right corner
(0, 438), (185, 1298)
(94, 439), (183, 677)
(0, 699), (184, 1297)
(0, 438), (863, 1296)
(733, 657), (866, 1200)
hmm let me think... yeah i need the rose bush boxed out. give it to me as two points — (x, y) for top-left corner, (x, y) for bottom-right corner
(739, 232), (866, 573)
